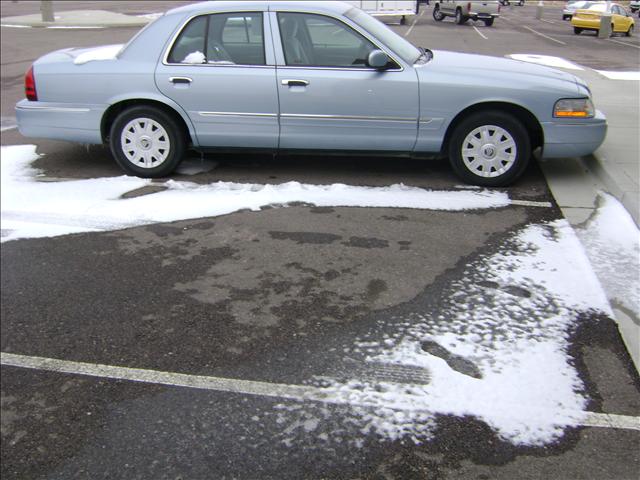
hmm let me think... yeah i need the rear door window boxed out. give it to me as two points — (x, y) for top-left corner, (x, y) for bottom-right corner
(167, 12), (265, 65)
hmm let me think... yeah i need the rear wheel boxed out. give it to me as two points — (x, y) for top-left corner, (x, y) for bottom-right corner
(433, 5), (445, 21)
(109, 106), (185, 178)
(455, 8), (467, 24)
(610, 24), (615, 36)
(448, 111), (531, 187)
(573, 26), (582, 34)
(484, 17), (494, 26)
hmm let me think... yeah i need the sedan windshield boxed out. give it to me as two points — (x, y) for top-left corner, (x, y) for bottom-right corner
(345, 7), (421, 64)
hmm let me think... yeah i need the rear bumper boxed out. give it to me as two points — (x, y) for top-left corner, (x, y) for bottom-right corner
(15, 99), (105, 144)
(571, 18), (601, 29)
(541, 110), (607, 158)
(469, 12), (500, 19)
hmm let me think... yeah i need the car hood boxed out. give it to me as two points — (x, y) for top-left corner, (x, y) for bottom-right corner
(423, 50), (584, 94)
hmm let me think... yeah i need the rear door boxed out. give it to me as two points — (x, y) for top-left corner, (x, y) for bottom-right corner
(155, 10), (279, 148)
(271, 10), (419, 151)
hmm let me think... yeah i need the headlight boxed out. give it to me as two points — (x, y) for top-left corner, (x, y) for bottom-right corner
(553, 98), (595, 118)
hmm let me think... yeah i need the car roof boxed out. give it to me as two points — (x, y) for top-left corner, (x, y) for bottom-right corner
(166, 1), (354, 16)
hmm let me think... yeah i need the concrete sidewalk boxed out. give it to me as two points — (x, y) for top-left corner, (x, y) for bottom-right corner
(0, 9), (152, 28)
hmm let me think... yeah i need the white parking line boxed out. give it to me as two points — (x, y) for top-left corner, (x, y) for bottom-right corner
(510, 199), (554, 208)
(404, 7), (424, 37)
(2, 351), (639, 432)
(540, 19), (556, 24)
(0, 125), (17, 132)
(607, 38), (640, 50)
(473, 26), (488, 39)
(522, 25), (567, 45)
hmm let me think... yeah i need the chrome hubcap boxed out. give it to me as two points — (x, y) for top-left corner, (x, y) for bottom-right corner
(461, 125), (517, 178)
(121, 118), (170, 169)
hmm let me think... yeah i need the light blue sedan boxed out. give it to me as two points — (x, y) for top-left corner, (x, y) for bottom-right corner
(16, 0), (606, 187)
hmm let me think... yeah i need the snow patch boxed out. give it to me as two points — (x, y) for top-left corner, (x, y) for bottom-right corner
(595, 70), (640, 81)
(300, 221), (611, 446)
(74, 44), (123, 65)
(1, 145), (512, 242)
(508, 54), (583, 70)
(576, 193), (639, 321)
(183, 51), (206, 64)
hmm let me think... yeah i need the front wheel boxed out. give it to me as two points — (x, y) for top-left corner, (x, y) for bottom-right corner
(626, 24), (634, 36)
(455, 8), (467, 24)
(484, 17), (494, 26)
(573, 26), (582, 34)
(109, 106), (186, 178)
(433, 5), (445, 21)
(448, 111), (531, 187)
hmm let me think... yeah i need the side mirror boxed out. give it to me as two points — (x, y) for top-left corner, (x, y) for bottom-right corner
(367, 49), (389, 69)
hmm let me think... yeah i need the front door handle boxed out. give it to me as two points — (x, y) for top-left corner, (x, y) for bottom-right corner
(169, 77), (193, 84)
(281, 79), (309, 87)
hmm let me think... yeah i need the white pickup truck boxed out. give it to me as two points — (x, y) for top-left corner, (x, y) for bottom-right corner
(432, 0), (501, 26)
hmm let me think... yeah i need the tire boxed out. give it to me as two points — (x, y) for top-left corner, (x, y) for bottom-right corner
(518, 0), (524, 5)
(573, 26), (582, 34)
(563, 15), (570, 20)
(109, 105), (186, 178)
(626, 24), (634, 36)
(432, 5), (445, 21)
(484, 17), (494, 26)
(610, 24), (615, 37)
(448, 111), (531, 187)
(455, 8), (466, 24)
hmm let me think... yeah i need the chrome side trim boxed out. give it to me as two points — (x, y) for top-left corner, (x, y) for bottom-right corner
(15, 105), (91, 113)
(199, 111), (278, 117)
(280, 113), (415, 122)
(277, 65), (401, 72)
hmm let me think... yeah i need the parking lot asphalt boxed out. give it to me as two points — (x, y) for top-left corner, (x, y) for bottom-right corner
(1, 2), (639, 479)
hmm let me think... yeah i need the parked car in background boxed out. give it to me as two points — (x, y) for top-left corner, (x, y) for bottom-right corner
(571, 2), (635, 35)
(16, 0), (606, 187)
(562, 0), (605, 20)
(630, 0), (639, 12)
(432, 0), (501, 26)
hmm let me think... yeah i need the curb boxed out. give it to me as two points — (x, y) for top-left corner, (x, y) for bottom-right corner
(581, 154), (640, 227)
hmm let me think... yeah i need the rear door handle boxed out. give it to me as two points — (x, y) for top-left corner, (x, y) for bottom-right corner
(169, 77), (193, 84)
(281, 79), (309, 87)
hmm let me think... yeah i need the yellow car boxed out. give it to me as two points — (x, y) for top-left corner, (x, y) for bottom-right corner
(571, 2), (635, 35)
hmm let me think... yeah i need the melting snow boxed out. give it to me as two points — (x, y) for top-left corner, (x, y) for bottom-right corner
(74, 44), (123, 65)
(1, 145), (511, 242)
(293, 220), (612, 446)
(508, 54), (583, 71)
(576, 193), (639, 323)
(0, 145), (616, 447)
(596, 71), (640, 81)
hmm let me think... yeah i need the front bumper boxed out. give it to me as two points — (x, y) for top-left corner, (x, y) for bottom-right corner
(541, 109), (607, 158)
(15, 99), (104, 144)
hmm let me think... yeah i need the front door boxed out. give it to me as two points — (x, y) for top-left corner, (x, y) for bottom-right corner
(271, 11), (419, 152)
(155, 11), (279, 148)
